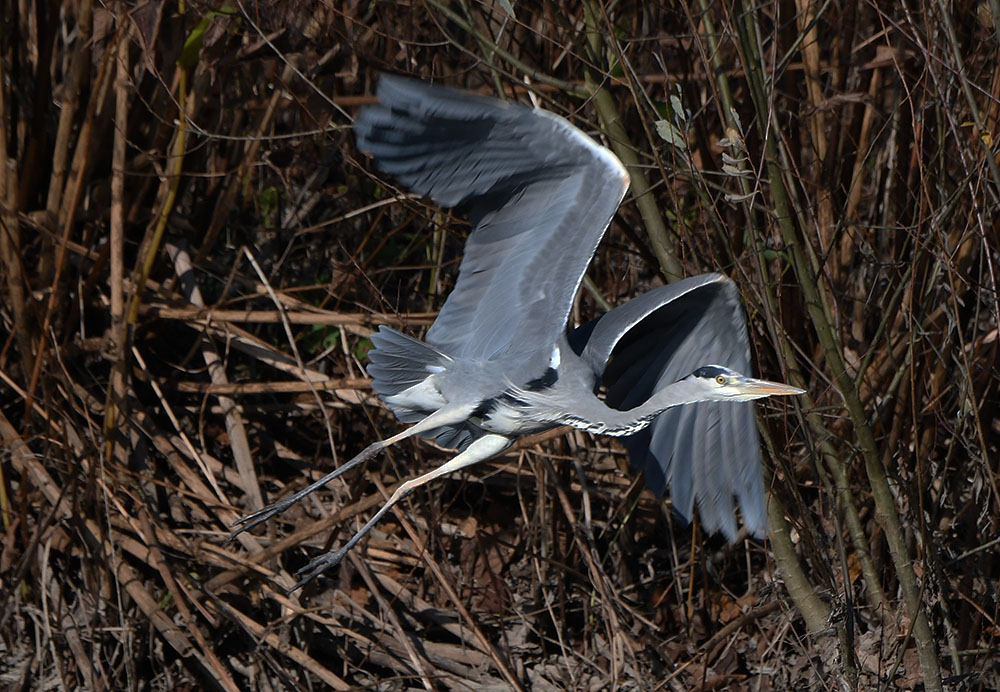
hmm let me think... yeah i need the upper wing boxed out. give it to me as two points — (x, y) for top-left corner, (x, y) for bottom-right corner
(355, 75), (629, 379)
(574, 274), (765, 541)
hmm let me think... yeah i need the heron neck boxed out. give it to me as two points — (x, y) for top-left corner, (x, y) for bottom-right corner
(554, 378), (714, 436)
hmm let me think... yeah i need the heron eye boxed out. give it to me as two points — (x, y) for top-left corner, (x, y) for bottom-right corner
(715, 375), (727, 385)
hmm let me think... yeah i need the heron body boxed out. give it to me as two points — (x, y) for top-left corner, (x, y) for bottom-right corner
(230, 75), (803, 590)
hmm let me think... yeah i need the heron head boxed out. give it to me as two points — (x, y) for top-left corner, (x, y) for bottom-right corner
(689, 365), (805, 402)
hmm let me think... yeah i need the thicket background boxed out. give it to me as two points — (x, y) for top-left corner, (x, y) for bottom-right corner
(1, 1), (998, 690)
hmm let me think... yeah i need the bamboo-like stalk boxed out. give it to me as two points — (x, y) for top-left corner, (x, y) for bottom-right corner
(0, 56), (33, 384)
(580, 0), (682, 282)
(766, 496), (829, 635)
(794, 0), (836, 276)
(733, 3), (943, 688)
(109, 4), (129, 480)
(104, 30), (191, 453)
(44, 0), (94, 224)
(697, 0), (886, 635)
(0, 56), (24, 535)
(24, 0), (108, 425)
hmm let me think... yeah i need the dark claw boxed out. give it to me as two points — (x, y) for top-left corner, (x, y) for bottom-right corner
(225, 496), (296, 544)
(288, 547), (350, 593)
(224, 447), (379, 545)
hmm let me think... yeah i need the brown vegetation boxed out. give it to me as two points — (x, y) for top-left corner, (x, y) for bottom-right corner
(1, 1), (998, 689)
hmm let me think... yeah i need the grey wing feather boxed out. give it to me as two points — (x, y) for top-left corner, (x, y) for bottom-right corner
(355, 75), (629, 378)
(577, 274), (765, 540)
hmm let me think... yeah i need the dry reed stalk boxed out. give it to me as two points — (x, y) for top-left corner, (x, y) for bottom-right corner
(2, 1), (998, 689)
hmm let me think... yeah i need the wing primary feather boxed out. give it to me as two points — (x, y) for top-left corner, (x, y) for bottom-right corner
(355, 74), (629, 375)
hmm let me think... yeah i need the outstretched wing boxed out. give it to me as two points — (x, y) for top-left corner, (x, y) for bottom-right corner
(574, 274), (765, 541)
(355, 75), (629, 382)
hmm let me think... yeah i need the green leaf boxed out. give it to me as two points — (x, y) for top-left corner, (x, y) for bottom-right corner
(258, 187), (280, 227)
(177, 7), (236, 69)
(178, 17), (210, 70)
(355, 337), (374, 360)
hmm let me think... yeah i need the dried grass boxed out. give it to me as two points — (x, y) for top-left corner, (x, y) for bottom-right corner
(0, 1), (998, 690)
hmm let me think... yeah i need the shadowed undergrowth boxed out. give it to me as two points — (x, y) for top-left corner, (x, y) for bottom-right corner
(0, 1), (997, 690)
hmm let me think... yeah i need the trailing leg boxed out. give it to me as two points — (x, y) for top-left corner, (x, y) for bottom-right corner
(226, 402), (478, 541)
(290, 433), (511, 591)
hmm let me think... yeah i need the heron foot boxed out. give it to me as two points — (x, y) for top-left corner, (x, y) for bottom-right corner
(289, 546), (350, 593)
(225, 443), (392, 545)
(225, 496), (297, 544)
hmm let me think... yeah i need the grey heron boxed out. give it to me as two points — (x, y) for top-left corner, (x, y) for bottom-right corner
(229, 75), (803, 590)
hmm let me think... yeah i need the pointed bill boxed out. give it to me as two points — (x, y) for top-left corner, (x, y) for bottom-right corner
(737, 378), (805, 396)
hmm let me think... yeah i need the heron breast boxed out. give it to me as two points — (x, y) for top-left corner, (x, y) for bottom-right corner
(477, 394), (550, 436)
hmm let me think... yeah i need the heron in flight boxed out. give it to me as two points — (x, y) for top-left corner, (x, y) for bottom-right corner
(230, 75), (803, 590)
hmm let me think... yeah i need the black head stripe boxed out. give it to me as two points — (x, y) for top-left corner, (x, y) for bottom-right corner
(691, 365), (728, 379)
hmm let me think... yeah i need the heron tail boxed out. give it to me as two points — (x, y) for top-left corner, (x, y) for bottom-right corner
(367, 326), (452, 398)
(367, 327), (479, 451)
